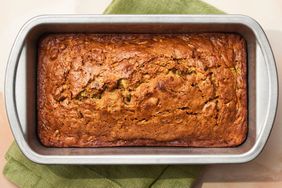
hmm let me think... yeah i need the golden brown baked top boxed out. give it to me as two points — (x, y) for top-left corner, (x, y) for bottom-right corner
(38, 33), (247, 147)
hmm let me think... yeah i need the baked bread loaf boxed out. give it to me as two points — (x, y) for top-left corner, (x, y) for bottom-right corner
(38, 33), (247, 147)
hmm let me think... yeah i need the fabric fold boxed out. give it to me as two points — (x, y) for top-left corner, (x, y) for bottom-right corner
(104, 0), (223, 14)
(3, 142), (202, 188)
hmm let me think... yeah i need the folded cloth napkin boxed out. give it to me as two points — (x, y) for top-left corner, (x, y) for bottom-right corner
(3, 0), (222, 187)
(104, 0), (223, 14)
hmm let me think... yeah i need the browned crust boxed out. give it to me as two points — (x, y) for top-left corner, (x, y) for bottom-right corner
(234, 37), (248, 146)
(37, 33), (247, 148)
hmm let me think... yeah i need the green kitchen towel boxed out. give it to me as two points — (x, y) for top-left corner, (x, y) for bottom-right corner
(3, 0), (222, 187)
(4, 142), (201, 188)
(104, 0), (223, 14)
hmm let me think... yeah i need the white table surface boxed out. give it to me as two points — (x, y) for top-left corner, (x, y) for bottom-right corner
(1, 0), (282, 187)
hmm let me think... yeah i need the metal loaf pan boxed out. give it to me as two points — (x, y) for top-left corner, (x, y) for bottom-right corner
(5, 15), (278, 164)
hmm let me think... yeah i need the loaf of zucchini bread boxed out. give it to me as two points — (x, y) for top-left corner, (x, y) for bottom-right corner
(38, 33), (247, 147)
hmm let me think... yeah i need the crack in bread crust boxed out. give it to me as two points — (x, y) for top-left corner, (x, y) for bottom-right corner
(38, 33), (247, 147)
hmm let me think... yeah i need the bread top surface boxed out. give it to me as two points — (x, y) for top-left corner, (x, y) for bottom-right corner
(38, 33), (247, 147)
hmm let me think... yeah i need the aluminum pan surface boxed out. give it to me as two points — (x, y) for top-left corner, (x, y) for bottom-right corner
(5, 15), (278, 164)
